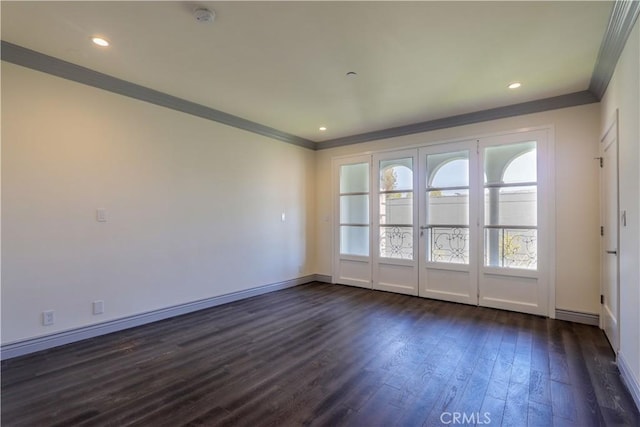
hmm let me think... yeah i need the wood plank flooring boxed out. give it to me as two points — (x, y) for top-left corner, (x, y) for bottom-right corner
(2, 282), (638, 426)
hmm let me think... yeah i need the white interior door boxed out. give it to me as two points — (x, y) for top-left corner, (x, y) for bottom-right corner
(601, 118), (619, 351)
(418, 141), (478, 304)
(372, 150), (418, 295)
(333, 155), (372, 289)
(478, 131), (549, 316)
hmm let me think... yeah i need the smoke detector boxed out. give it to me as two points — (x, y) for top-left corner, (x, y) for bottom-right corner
(194, 8), (215, 23)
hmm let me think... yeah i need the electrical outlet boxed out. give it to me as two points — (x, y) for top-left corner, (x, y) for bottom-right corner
(96, 208), (107, 222)
(93, 300), (104, 315)
(42, 310), (55, 326)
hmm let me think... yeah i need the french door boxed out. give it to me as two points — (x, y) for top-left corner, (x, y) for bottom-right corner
(334, 129), (551, 316)
(372, 150), (419, 295)
(418, 140), (479, 305)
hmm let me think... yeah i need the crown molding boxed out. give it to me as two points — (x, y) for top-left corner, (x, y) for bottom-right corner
(589, 0), (640, 99)
(2, 0), (637, 151)
(0, 41), (316, 150)
(317, 91), (597, 149)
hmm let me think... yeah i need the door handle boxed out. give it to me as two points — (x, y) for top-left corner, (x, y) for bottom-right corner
(419, 225), (429, 237)
(606, 250), (617, 255)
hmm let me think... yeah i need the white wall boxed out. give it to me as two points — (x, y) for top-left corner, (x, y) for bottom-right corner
(316, 103), (602, 315)
(0, 48), (616, 350)
(1, 62), (316, 344)
(601, 18), (640, 399)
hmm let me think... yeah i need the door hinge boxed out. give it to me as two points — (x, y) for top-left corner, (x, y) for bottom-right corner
(601, 226), (604, 236)
(595, 157), (603, 168)
(600, 294), (604, 305)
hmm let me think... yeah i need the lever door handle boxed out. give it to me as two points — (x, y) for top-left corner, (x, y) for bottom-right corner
(606, 250), (617, 255)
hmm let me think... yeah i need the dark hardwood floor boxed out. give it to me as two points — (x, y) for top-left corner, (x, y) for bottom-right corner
(2, 282), (638, 426)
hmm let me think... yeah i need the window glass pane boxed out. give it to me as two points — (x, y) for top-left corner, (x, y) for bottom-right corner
(379, 226), (413, 259)
(503, 149), (537, 184)
(428, 189), (469, 226)
(484, 141), (538, 270)
(340, 195), (369, 224)
(380, 158), (413, 191)
(427, 151), (469, 188)
(484, 186), (537, 226)
(428, 226), (469, 264)
(340, 226), (369, 256)
(379, 193), (412, 225)
(484, 228), (537, 269)
(484, 141), (536, 184)
(340, 163), (369, 193)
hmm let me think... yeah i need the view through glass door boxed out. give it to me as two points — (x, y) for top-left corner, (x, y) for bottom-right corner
(334, 129), (551, 316)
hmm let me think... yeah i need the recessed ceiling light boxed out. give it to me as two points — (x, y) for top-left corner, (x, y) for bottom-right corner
(508, 82), (522, 89)
(319, 126), (327, 132)
(91, 36), (110, 47)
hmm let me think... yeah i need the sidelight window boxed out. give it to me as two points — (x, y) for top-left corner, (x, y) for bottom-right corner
(339, 162), (370, 256)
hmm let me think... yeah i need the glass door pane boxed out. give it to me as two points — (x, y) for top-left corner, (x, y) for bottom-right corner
(425, 150), (470, 264)
(483, 141), (537, 269)
(378, 157), (413, 259)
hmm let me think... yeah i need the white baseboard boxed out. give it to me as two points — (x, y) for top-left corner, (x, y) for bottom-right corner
(1, 274), (324, 360)
(314, 274), (332, 283)
(618, 352), (640, 412)
(555, 308), (599, 326)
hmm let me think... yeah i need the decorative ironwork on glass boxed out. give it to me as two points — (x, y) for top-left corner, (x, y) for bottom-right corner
(380, 226), (413, 259)
(428, 226), (469, 264)
(484, 228), (537, 269)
